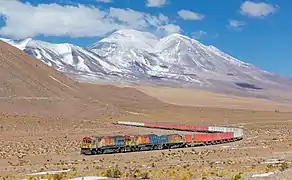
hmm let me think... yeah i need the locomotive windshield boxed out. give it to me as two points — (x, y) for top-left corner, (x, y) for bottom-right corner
(82, 137), (92, 148)
(83, 139), (91, 143)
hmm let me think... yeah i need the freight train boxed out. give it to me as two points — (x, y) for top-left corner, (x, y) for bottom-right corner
(80, 122), (243, 155)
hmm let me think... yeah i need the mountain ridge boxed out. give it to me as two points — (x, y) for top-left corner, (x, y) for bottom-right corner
(0, 38), (168, 118)
(1, 29), (292, 102)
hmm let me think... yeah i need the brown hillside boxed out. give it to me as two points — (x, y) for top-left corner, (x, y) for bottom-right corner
(0, 41), (82, 98)
(0, 40), (164, 118)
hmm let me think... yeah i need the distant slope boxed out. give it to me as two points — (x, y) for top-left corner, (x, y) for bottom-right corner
(136, 85), (292, 112)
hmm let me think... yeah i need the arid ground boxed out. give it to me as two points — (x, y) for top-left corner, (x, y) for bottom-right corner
(1, 94), (292, 180)
(1, 40), (292, 179)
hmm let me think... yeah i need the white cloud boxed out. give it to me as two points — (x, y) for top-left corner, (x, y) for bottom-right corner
(0, 1), (179, 39)
(108, 8), (145, 26)
(177, 10), (204, 21)
(96, 0), (112, 3)
(240, 1), (278, 17)
(192, 30), (207, 39)
(228, 20), (246, 29)
(158, 24), (182, 35)
(146, 0), (167, 7)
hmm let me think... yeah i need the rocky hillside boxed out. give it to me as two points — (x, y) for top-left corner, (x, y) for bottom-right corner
(0, 40), (164, 118)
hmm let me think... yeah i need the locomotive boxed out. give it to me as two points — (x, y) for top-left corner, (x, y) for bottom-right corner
(80, 132), (240, 155)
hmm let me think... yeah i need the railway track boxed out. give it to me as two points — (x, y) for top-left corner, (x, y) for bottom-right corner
(80, 121), (243, 155)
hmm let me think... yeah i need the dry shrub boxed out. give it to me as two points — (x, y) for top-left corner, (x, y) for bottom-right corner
(140, 171), (150, 179)
(279, 162), (289, 172)
(180, 172), (189, 180)
(231, 172), (243, 180)
(102, 165), (122, 178)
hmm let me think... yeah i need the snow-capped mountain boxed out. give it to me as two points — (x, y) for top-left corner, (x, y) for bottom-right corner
(1, 29), (292, 100)
(0, 37), (122, 76)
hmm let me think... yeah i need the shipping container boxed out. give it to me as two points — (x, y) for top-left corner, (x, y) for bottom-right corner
(158, 124), (176, 130)
(218, 132), (233, 140)
(185, 125), (196, 131)
(172, 124), (187, 131)
(209, 126), (220, 132)
(234, 129), (243, 138)
(154, 124), (165, 129)
(117, 121), (145, 127)
(194, 133), (207, 142)
(195, 126), (209, 131)
(145, 123), (209, 132)
(184, 134), (192, 143)
(194, 133), (221, 142)
(113, 136), (125, 146)
(165, 124), (175, 130)
(163, 124), (173, 129)
(144, 123), (156, 128)
(211, 133), (220, 141)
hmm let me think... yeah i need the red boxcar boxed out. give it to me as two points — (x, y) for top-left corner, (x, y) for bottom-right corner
(184, 134), (193, 143)
(194, 133), (208, 142)
(194, 132), (234, 143)
(144, 123), (157, 128)
(195, 126), (209, 131)
(185, 125), (195, 131)
(144, 123), (208, 132)
(168, 124), (178, 130)
(212, 133), (222, 141)
(157, 124), (167, 129)
(220, 132), (234, 140)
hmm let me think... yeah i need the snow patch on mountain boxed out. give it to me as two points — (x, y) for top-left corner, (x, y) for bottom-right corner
(0, 37), (32, 51)
(0, 37), (122, 74)
(1, 28), (292, 100)
(92, 29), (158, 53)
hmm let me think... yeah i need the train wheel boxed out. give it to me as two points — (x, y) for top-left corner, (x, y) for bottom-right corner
(119, 147), (125, 153)
(91, 149), (97, 155)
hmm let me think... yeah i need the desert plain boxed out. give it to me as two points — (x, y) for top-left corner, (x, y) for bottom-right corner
(0, 40), (292, 179)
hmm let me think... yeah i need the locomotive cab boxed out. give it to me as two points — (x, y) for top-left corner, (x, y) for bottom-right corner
(81, 136), (96, 155)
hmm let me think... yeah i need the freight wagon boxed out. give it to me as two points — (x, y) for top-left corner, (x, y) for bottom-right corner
(80, 131), (241, 155)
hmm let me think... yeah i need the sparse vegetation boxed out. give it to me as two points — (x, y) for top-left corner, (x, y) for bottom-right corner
(101, 165), (122, 178)
(140, 171), (150, 179)
(231, 172), (243, 180)
(215, 170), (225, 177)
(279, 162), (289, 172)
(265, 164), (274, 172)
(1, 91), (292, 179)
(180, 172), (189, 180)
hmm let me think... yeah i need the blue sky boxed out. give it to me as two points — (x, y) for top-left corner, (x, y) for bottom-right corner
(0, 0), (291, 76)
